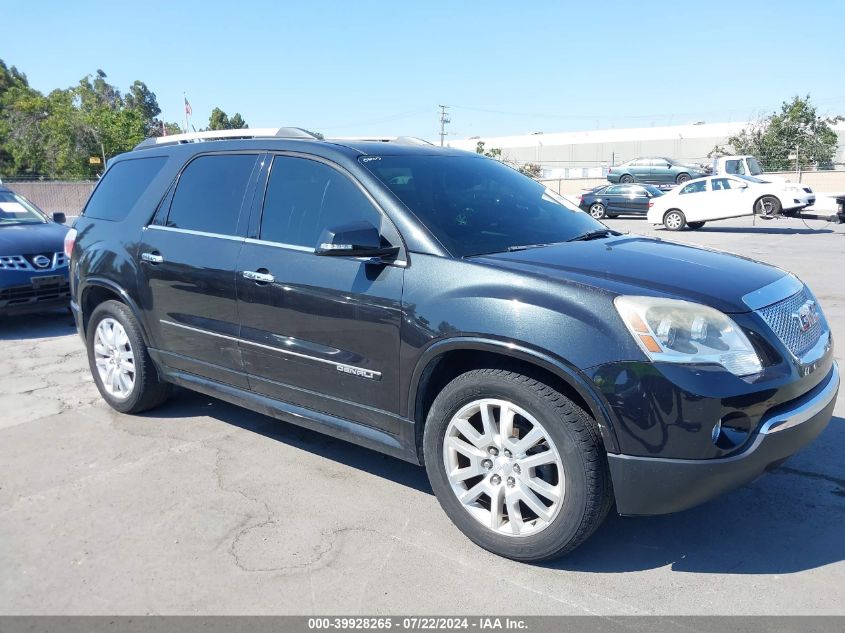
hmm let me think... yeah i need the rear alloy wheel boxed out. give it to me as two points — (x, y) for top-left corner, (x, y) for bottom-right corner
(86, 300), (171, 414)
(676, 173), (691, 184)
(589, 203), (607, 219)
(423, 368), (612, 561)
(755, 195), (782, 217)
(687, 221), (706, 229)
(664, 209), (686, 231)
(620, 174), (634, 184)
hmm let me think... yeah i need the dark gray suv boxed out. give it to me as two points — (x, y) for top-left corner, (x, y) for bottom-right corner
(66, 128), (838, 561)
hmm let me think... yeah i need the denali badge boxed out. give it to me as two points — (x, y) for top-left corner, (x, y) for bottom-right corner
(336, 364), (381, 381)
(792, 300), (819, 333)
(32, 255), (52, 269)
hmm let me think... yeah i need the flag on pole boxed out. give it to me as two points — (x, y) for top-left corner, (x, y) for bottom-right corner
(184, 97), (193, 116)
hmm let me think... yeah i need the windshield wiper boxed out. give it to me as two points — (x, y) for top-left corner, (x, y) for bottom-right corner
(566, 229), (619, 242)
(505, 242), (559, 252)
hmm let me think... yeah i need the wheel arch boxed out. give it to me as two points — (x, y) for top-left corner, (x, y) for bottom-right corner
(407, 337), (621, 463)
(79, 277), (150, 345)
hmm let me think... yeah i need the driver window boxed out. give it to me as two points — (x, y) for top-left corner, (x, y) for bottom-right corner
(260, 156), (383, 248)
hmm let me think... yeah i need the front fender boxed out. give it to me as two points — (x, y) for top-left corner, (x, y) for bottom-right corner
(407, 336), (622, 454)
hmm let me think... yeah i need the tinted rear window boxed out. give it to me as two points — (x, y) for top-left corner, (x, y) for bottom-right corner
(166, 154), (257, 235)
(84, 157), (167, 221)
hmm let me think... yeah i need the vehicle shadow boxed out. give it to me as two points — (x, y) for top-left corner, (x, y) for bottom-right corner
(0, 309), (76, 340)
(552, 416), (845, 575)
(143, 389), (434, 495)
(693, 225), (837, 235)
(149, 390), (844, 575)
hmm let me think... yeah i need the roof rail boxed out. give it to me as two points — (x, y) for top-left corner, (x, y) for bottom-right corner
(134, 127), (319, 150)
(329, 136), (435, 146)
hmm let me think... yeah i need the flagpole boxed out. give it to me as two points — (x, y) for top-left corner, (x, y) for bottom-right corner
(183, 92), (189, 133)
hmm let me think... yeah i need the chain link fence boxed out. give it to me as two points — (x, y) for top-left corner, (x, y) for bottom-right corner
(1, 178), (95, 218)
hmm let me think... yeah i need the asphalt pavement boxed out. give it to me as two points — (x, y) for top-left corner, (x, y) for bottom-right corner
(1, 213), (843, 615)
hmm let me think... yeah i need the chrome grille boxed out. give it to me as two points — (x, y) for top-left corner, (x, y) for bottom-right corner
(0, 252), (67, 272)
(0, 255), (31, 270)
(757, 288), (825, 358)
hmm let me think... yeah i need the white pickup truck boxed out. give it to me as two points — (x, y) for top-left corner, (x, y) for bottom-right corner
(711, 155), (815, 213)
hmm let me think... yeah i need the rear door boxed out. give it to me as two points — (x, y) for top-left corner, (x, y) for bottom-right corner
(235, 154), (406, 433)
(137, 152), (261, 388)
(676, 179), (709, 221)
(602, 185), (625, 213)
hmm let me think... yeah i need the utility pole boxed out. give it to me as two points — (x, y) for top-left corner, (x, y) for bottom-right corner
(438, 105), (450, 147)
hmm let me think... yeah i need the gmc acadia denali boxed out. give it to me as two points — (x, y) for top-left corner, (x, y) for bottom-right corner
(66, 128), (839, 561)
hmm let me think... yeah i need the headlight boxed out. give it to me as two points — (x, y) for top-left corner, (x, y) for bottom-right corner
(614, 296), (762, 376)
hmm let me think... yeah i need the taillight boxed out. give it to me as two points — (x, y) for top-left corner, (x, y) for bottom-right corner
(648, 202), (654, 208)
(64, 228), (77, 259)
(608, 168), (612, 173)
(579, 195), (584, 204)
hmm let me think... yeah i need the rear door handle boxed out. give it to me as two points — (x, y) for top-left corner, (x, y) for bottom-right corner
(141, 252), (164, 264)
(242, 270), (275, 283)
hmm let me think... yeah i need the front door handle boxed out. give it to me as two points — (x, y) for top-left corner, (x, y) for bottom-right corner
(242, 270), (275, 283)
(141, 252), (164, 264)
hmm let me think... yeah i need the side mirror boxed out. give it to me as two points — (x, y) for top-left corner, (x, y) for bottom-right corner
(52, 212), (67, 224)
(315, 220), (400, 260)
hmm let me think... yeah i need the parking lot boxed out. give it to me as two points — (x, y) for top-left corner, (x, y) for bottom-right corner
(1, 214), (843, 616)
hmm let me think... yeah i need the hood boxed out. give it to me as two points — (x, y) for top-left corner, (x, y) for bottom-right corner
(0, 222), (69, 256)
(472, 235), (786, 313)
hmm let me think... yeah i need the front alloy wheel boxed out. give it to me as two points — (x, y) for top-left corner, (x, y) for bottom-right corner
(423, 368), (612, 561)
(443, 398), (564, 537)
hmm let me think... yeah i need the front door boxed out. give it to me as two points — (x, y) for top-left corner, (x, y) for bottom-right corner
(137, 152), (261, 388)
(235, 154), (405, 433)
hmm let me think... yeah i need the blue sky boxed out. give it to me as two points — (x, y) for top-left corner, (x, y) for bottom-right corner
(3, 0), (842, 141)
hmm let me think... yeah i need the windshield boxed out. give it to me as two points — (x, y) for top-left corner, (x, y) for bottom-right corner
(735, 174), (766, 184)
(0, 191), (48, 226)
(360, 155), (604, 256)
(747, 157), (764, 175)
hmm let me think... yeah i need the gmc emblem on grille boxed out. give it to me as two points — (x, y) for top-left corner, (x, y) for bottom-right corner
(792, 300), (819, 333)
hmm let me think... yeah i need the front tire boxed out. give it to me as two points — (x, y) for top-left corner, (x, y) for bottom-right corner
(86, 300), (171, 414)
(663, 209), (686, 231)
(755, 195), (782, 217)
(423, 368), (612, 562)
(588, 202), (606, 219)
(676, 173), (691, 184)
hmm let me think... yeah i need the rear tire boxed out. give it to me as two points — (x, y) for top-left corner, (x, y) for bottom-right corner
(86, 300), (171, 414)
(423, 368), (612, 562)
(620, 174), (634, 184)
(687, 221), (706, 229)
(663, 209), (686, 231)
(589, 203), (607, 219)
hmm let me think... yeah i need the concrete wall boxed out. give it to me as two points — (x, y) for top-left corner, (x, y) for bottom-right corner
(6, 181), (95, 216)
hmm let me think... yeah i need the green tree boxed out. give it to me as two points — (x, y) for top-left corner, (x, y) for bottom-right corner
(228, 112), (247, 129)
(208, 107), (230, 130)
(714, 95), (841, 170)
(208, 107), (248, 130)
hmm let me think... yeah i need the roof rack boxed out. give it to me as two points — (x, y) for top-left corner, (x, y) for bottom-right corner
(329, 136), (435, 146)
(134, 127), (319, 150)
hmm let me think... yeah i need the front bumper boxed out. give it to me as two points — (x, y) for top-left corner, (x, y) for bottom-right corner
(608, 362), (839, 515)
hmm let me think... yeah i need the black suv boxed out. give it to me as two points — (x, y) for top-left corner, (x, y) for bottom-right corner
(67, 128), (839, 562)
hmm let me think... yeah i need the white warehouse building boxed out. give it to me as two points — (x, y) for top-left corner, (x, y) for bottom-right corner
(445, 121), (845, 180)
